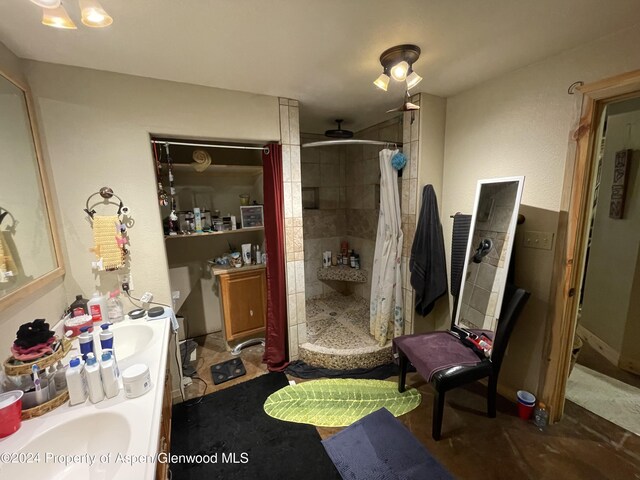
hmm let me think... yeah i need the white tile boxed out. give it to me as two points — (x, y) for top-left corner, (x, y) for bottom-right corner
(296, 292), (306, 325)
(289, 99), (299, 107)
(409, 179), (417, 215)
(282, 144), (292, 182)
(298, 322), (308, 344)
(286, 261), (296, 296)
(283, 181), (293, 218)
(280, 105), (290, 144)
(289, 326), (299, 359)
(410, 109), (420, 141)
(290, 146), (301, 182)
(289, 107), (300, 145)
(292, 181), (303, 218)
(294, 260), (305, 294)
(410, 140), (419, 179)
(402, 112), (411, 145)
(403, 141), (411, 174)
(279, 97), (288, 105)
(288, 293), (298, 325)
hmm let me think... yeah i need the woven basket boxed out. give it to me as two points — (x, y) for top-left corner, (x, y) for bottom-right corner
(3, 336), (72, 377)
(21, 390), (69, 420)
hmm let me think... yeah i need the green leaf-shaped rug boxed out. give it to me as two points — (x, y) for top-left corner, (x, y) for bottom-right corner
(263, 378), (421, 427)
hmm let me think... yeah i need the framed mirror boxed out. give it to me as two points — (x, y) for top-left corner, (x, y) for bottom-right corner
(0, 69), (63, 309)
(455, 176), (524, 333)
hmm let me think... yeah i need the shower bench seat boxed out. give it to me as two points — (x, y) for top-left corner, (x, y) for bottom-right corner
(317, 266), (367, 283)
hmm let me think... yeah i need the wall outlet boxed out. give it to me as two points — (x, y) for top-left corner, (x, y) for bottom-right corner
(140, 292), (153, 303)
(523, 231), (554, 250)
(172, 290), (181, 300)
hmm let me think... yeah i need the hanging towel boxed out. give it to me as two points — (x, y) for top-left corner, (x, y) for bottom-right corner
(0, 231), (17, 283)
(92, 215), (124, 271)
(410, 185), (447, 316)
(450, 214), (472, 297)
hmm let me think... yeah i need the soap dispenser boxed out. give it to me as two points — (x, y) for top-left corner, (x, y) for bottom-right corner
(78, 326), (95, 362)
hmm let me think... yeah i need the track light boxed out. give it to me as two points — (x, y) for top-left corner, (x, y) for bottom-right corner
(374, 44), (423, 91)
(41, 5), (77, 29)
(373, 73), (390, 91)
(80, 0), (113, 28)
(406, 70), (423, 90)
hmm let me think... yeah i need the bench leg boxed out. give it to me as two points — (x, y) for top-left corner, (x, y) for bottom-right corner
(432, 389), (445, 441)
(397, 350), (408, 393)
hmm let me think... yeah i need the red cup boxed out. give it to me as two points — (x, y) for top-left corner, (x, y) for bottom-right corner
(518, 401), (535, 420)
(0, 390), (23, 438)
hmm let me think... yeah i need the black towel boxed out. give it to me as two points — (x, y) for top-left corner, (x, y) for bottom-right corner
(450, 214), (472, 298)
(410, 185), (448, 316)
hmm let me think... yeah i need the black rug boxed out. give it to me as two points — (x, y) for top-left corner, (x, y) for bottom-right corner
(210, 357), (246, 385)
(170, 372), (341, 480)
(285, 359), (414, 380)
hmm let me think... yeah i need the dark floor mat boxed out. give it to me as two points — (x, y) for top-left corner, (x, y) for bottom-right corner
(210, 357), (246, 385)
(171, 372), (341, 480)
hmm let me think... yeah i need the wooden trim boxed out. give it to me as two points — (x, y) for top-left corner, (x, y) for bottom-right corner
(541, 69), (640, 422)
(0, 68), (65, 312)
(576, 324), (620, 367)
(618, 356), (640, 377)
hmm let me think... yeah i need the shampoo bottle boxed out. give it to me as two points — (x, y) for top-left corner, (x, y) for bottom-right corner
(100, 323), (119, 377)
(78, 326), (95, 362)
(100, 351), (119, 399)
(53, 360), (68, 392)
(88, 292), (108, 324)
(66, 356), (88, 406)
(85, 353), (104, 404)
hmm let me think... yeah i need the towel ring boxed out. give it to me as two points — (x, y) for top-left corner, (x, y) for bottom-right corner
(0, 208), (17, 233)
(84, 187), (127, 219)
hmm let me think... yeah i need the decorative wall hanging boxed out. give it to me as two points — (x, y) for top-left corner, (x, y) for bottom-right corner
(609, 149), (632, 219)
(84, 187), (131, 271)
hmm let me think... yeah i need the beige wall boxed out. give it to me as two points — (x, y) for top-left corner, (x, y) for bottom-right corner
(24, 61), (280, 308)
(441, 25), (640, 397)
(0, 42), (68, 360)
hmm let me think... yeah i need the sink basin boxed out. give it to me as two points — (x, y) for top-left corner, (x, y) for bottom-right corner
(0, 412), (131, 479)
(109, 323), (154, 360)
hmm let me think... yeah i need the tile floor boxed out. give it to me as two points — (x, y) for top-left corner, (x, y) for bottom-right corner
(181, 331), (640, 479)
(298, 292), (392, 369)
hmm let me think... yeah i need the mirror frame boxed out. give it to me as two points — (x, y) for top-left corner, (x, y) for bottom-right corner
(0, 67), (64, 310)
(454, 175), (525, 329)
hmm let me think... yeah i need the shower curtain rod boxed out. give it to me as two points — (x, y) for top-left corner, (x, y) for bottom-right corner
(150, 139), (267, 151)
(302, 139), (403, 148)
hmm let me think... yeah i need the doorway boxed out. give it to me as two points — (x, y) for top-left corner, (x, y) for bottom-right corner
(565, 97), (640, 435)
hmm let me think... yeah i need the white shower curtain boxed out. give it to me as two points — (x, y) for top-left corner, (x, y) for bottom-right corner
(370, 148), (404, 346)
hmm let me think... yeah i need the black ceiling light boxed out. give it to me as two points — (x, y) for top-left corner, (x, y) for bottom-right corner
(374, 44), (423, 92)
(325, 119), (354, 139)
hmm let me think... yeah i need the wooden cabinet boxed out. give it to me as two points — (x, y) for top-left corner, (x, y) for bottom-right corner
(217, 266), (267, 341)
(156, 369), (172, 480)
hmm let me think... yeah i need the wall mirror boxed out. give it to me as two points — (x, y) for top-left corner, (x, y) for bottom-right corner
(455, 176), (524, 333)
(0, 69), (63, 309)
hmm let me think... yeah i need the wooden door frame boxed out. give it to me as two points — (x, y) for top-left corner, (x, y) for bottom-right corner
(541, 69), (640, 422)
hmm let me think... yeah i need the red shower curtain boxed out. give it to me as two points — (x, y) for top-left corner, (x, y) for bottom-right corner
(262, 144), (288, 371)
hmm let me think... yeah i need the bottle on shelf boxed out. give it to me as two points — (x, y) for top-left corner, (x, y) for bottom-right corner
(87, 292), (108, 324)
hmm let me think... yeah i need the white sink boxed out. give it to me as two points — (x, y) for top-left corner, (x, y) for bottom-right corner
(0, 412), (131, 479)
(109, 323), (154, 360)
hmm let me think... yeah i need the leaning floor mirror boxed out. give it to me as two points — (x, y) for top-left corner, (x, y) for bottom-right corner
(455, 176), (525, 334)
(0, 68), (63, 309)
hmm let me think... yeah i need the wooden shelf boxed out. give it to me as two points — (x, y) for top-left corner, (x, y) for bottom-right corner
(164, 226), (264, 240)
(171, 164), (262, 176)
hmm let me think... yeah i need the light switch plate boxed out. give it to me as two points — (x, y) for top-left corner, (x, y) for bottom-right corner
(523, 231), (554, 250)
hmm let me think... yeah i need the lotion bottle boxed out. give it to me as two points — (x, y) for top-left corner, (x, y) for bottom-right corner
(85, 353), (104, 404)
(100, 351), (119, 399)
(66, 356), (88, 406)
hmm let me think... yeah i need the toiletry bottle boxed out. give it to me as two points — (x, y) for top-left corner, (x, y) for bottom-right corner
(85, 353), (104, 404)
(100, 351), (119, 399)
(88, 292), (108, 324)
(355, 254), (360, 270)
(100, 323), (119, 377)
(107, 290), (124, 323)
(78, 326), (95, 362)
(70, 294), (89, 317)
(350, 250), (356, 268)
(46, 365), (57, 398)
(53, 360), (68, 392)
(66, 356), (88, 406)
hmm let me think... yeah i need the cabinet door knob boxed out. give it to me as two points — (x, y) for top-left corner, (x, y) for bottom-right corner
(250, 309), (254, 316)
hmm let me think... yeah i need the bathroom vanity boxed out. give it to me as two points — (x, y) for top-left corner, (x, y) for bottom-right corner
(212, 264), (267, 343)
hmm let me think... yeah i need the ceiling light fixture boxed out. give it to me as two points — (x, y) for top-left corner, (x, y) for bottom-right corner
(41, 4), (77, 29)
(374, 44), (423, 91)
(31, 0), (113, 29)
(30, 0), (61, 8)
(80, 0), (113, 27)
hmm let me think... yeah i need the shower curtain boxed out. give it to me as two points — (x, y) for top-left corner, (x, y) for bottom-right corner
(370, 148), (404, 346)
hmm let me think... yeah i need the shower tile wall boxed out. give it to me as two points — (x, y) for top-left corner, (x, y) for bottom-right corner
(279, 98), (306, 359)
